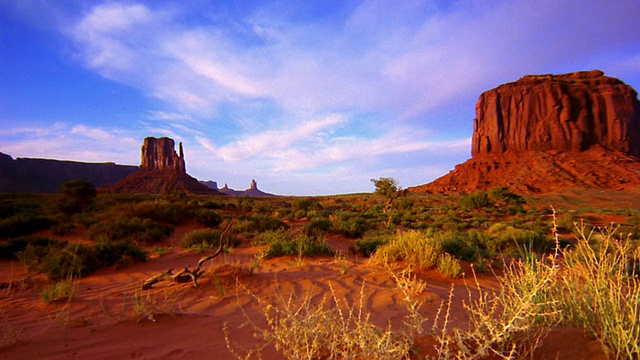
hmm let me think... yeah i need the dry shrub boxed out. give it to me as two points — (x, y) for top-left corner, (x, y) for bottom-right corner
(435, 252), (561, 359)
(227, 277), (427, 360)
(554, 222), (640, 359)
(372, 230), (443, 270)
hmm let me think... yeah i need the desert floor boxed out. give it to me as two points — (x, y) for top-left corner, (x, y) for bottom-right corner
(5, 188), (639, 359)
(1, 219), (612, 360)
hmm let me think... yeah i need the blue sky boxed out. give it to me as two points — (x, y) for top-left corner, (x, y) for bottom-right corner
(2, 1), (639, 195)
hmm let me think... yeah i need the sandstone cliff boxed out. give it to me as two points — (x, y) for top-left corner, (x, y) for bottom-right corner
(472, 70), (640, 158)
(410, 70), (640, 194)
(140, 137), (186, 172)
(102, 137), (218, 195)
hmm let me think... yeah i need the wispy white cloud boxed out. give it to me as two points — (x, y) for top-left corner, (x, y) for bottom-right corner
(4, 0), (640, 195)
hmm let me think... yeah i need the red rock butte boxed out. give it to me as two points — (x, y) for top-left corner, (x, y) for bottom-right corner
(410, 70), (640, 194)
(101, 137), (218, 195)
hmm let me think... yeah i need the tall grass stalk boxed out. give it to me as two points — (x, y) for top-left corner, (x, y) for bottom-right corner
(555, 222), (640, 359)
(436, 250), (561, 359)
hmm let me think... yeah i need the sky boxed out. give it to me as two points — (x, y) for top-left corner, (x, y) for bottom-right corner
(1, 1), (639, 196)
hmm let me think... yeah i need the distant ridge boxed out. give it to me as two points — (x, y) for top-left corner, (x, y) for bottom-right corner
(202, 179), (277, 197)
(0, 152), (137, 193)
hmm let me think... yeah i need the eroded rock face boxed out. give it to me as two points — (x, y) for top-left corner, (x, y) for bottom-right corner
(472, 70), (640, 158)
(141, 137), (186, 173)
(101, 137), (217, 195)
(410, 71), (640, 194)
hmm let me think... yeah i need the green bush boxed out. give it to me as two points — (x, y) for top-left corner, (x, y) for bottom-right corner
(195, 209), (223, 227)
(292, 199), (323, 212)
(488, 223), (552, 254)
(303, 218), (332, 236)
(253, 229), (289, 246)
(20, 241), (97, 280)
(353, 235), (390, 257)
(93, 239), (147, 268)
(181, 228), (223, 249)
(460, 191), (491, 209)
(330, 212), (369, 238)
(0, 236), (62, 259)
(261, 232), (334, 258)
(132, 200), (194, 224)
(0, 215), (53, 238)
(88, 216), (173, 245)
(233, 215), (289, 236)
(439, 231), (479, 261)
(20, 238), (146, 279)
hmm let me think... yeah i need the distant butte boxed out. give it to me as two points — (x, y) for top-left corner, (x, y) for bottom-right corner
(101, 137), (219, 195)
(202, 179), (277, 197)
(409, 70), (640, 194)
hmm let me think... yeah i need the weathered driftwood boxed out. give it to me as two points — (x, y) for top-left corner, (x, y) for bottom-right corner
(142, 223), (231, 290)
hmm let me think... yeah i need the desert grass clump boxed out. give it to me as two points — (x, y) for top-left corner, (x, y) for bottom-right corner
(228, 281), (424, 360)
(554, 222), (640, 359)
(437, 253), (463, 278)
(436, 249), (561, 359)
(41, 278), (76, 304)
(372, 230), (443, 270)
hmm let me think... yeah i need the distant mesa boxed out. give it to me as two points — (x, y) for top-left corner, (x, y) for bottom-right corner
(201, 179), (277, 197)
(0, 152), (137, 193)
(102, 137), (219, 195)
(410, 70), (640, 194)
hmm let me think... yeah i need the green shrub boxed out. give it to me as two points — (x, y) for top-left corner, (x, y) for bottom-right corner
(330, 212), (369, 238)
(372, 230), (443, 270)
(132, 200), (194, 224)
(353, 235), (390, 257)
(16, 237), (146, 280)
(303, 218), (332, 236)
(253, 229), (289, 246)
(488, 186), (524, 206)
(437, 253), (463, 278)
(88, 216), (173, 245)
(488, 223), (551, 255)
(0, 236), (62, 259)
(261, 232), (334, 258)
(460, 191), (491, 209)
(195, 209), (223, 227)
(182, 228), (221, 249)
(93, 239), (147, 268)
(0, 215), (53, 238)
(292, 198), (323, 212)
(233, 215), (289, 236)
(20, 241), (97, 280)
(439, 232), (479, 261)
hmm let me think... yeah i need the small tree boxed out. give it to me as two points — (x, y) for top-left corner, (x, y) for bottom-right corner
(371, 177), (407, 214)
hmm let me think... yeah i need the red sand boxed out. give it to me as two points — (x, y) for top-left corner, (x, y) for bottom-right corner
(0, 227), (608, 359)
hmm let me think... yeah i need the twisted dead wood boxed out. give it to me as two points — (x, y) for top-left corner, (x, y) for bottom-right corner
(142, 222), (232, 290)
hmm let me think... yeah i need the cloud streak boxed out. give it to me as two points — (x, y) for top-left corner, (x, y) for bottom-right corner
(3, 0), (640, 195)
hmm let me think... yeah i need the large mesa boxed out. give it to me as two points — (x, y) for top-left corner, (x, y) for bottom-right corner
(101, 137), (218, 195)
(410, 70), (640, 194)
(472, 70), (640, 158)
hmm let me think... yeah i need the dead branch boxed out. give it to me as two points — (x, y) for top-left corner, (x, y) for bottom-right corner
(142, 221), (233, 290)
